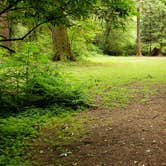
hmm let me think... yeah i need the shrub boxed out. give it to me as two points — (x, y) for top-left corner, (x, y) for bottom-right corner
(0, 106), (73, 165)
(0, 42), (87, 115)
(69, 19), (102, 58)
(24, 71), (86, 109)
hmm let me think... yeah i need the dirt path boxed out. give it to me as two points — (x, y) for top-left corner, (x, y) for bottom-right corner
(28, 86), (166, 166)
(59, 90), (166, 166)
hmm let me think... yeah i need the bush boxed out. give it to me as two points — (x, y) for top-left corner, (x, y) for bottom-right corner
(162, 46), (166, 55)
(0, 42), (87, 115)
(69, 19), (102, 58)
(0, 106), (74, 165)
(95, 21), (136, 56)
(24, 71), (86, 109)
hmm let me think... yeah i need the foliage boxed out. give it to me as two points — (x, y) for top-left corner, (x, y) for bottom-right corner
(25, 0), (99, 25)
(95, 20), (136, 55)
(0, 111), (39, 165)
(0, 107), (76, 165)
(141, 0), (166, 55)
(96, 0), (136, 24)
(96, 0), (136, 55)
(0, 42), (87, 114)
(69, 19), (102, 58)
(0, 0), (100, 40)
(0, 0), (137, 59)
(0, 0), (166, 165)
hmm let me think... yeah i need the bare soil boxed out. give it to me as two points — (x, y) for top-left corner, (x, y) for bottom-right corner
(27, 86), (166, 166)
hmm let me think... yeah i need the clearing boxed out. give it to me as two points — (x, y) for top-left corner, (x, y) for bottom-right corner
(26, 56), (166, 166)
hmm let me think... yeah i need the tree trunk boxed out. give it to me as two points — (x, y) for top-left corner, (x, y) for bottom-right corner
(150, 47), (162, 56)
(49, 25), (75, 61)
(103, 22), (112, 54)
(149, 6), (152, 56)
(0, 13), (12, 49)
(137, 7), (142, 56)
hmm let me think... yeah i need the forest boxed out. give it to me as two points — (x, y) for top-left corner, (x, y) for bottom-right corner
(0, 0), (166, 165)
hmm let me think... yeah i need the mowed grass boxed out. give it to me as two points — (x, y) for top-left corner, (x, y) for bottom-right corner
(67, 56), (166, 84)
(1, 55), (166, 165)
(61, 55), (166, 108)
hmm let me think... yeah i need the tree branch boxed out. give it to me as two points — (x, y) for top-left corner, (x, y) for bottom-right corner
(0, 35), (7, 39)
(0, 21), (46, 42)
(0, 44), (15, 53)
(0, 10), (75, 43)
(0, 11), (72, 43)
(0, 0), (21, 16)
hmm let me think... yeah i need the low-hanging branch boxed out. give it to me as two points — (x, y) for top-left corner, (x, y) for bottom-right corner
(0, 0), (22, 16)
(0, 35), (7, 39)
(0, 12), (74, 43)
(0, 44), (16, 53)
(0, 21), (46, 42)
(0, 21), (48, 53)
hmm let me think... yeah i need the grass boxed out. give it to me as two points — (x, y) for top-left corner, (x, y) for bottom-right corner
(25, 112), (97, 166)
(0, 107), (81, 165)
(1, 55), (166, 165)
(61, 55), (166, 108)
(68, 56), (166, 84)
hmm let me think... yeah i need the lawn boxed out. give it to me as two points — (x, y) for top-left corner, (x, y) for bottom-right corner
(62, 56), (166, 108)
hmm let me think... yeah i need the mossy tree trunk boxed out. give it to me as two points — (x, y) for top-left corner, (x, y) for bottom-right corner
(49, 25), (75, 61)
(0, 13), (12, 49)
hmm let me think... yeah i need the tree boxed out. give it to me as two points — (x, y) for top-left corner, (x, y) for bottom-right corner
(136, 4), (142, 56)
(0, 0), (99, 56)
(141, 0), (166, 55)
(45, 0), (99, 61)
(0, 1), (13, 53)
(49, 25), (75, 61)
(97, 0), (136, 54)
(0, 0), (136, 59)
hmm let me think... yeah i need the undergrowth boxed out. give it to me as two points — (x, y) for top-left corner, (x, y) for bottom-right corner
(0, 42), (87, 115)
(0, 107), (80, 165)
(0, 43), (88, 165)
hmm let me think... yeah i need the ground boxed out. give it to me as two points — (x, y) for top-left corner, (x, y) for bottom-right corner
(60, 86), (166, 166)
(25, 56), (166, 166)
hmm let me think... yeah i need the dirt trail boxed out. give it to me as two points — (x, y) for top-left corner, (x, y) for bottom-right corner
(60, 90), (166, 166)
(28, 87), (166, 166)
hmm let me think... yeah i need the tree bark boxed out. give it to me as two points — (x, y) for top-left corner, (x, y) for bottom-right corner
(137, 7), (142, 56)
(103, 22), (112, 54)
(49, 25), (75, 61)
(0, 13), (12, 49)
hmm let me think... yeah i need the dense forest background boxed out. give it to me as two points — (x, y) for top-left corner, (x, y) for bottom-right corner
(0, 0), (166, 59)
(0, 0), (166, 165)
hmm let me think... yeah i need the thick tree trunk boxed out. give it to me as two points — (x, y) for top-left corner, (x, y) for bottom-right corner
(137, 7), (142, 56)
(0, 13), (12, 49)
(49, 25), (75, 61)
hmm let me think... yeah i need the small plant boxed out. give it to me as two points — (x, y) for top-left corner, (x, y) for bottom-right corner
(0, 107), (75, 165)
(0, 42), (87, 115)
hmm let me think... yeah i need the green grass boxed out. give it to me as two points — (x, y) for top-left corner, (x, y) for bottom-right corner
(0, 107), (80, 166)
(1, 55), (166, 165)
(68, 56), (166, 84)
(61, 55), (166, 108)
